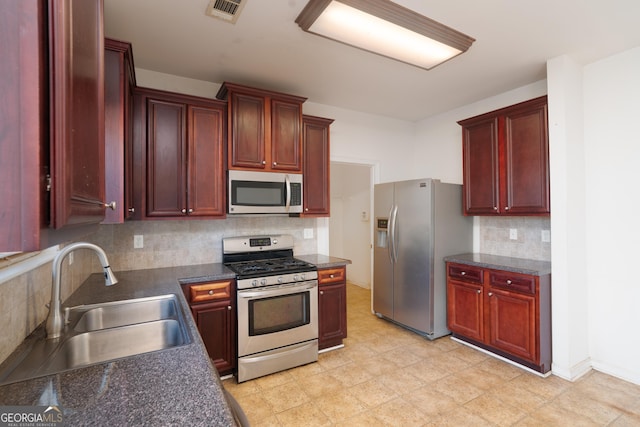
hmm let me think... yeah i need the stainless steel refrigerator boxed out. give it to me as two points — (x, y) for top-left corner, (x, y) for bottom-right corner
(373, 178), (473, 339)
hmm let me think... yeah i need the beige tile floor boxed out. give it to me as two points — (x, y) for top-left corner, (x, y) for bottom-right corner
(223, 284), (640, 426)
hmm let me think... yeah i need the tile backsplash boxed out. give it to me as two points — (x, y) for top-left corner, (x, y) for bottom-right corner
(478, 216), (551, 261)
(0, 216), (318, 365)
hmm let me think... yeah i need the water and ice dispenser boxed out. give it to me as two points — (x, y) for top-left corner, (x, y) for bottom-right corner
(376, 218), (389, 248)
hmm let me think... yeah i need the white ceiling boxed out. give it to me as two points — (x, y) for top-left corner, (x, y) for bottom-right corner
(104, 0), (640, 121)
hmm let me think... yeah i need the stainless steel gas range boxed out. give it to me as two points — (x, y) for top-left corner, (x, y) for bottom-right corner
(223, 234), (318, 383)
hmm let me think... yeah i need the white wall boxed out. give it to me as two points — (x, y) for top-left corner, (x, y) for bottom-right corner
(583, 47), (640, 384)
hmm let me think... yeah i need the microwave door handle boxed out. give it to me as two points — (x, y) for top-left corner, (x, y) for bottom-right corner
(285, 175), (291, 210)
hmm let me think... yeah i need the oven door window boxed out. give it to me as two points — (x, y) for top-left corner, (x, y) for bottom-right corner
(248, 291), (310, 336)
(232, 180), (285, 206)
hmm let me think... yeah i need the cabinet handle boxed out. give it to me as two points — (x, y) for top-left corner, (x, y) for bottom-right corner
(488, 292), (493, 297)
(208, 290), (214, 295)
(128, 207), (135, 213)
(330, 274), (335, 279)
(320, 291), (324, 295)
(505, 206), (510, 211)
(476, 289), (481, 294)
(493, 207), (498, 211)
(262, 160), (266, 165)
(228, 306), (232, 311)
(461, 271), (466, 276)
(506, 279), (512, 285)
(188, 208), (193, 213)
(181, 209), (186, 214)
(273, 162), (277, 166)
(104, 201), (117, 210)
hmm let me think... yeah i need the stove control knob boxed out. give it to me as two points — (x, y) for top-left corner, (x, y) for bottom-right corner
(252, 279), (258, 287)
(294, 275), (299, 281)
(278, 277), (284, 283)
(260, 279), (267, 286)
(301, 273), (306, 280)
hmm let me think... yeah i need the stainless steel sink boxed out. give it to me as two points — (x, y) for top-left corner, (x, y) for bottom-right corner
(46, 319), (187, 371)
(0, 294), (191, 386)
(68, 294), (180, 332)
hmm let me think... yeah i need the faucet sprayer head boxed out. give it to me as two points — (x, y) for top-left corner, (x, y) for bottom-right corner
(103, 266), (118, 286)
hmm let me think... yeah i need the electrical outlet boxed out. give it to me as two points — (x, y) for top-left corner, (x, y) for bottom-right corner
(361, 211), (369, 221)
(541, 229), (551, 242)
(303, 228), (313, 239)
(509, 228), (518, 240)
(134, 235), (144, 249)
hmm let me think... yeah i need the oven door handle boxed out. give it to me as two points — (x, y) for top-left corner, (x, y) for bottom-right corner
(238, 282), (317, 299)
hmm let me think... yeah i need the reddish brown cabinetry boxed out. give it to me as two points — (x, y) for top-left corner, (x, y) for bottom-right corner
(446, 262), (551, 373)
(1, 0), (105, 252)
(458, 96), (549, 216)
(216, 82), (306, 172)
(318, 266), (347, 350)
(182, 279), (236, 376)
(302, 115), (334, 216)
(103, 38), (136, 224)
(132, 88), (226, 219)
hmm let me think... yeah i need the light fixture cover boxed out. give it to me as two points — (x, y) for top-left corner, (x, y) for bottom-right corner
(295, 0), (475, 70)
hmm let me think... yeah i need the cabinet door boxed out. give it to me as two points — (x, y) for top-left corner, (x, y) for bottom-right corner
(103, 39), (135, 224)
(191, 300), (236, 375)
(318, 281), (347, 349)
(188, 105), (226, 217)
(504, 100), (550, 214)
(303, 116), (333, 216)
(146, 99), (187, 217)
(447, 280), (484, 341)
(488, 288), (537, 363)
(461, 116), (500, 215)
(271, 99), (302, 171)
(229, 92), (265, 169)
(50, 0), (105, 228)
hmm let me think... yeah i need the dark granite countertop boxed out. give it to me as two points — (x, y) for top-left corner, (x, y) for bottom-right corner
(296, 254), (352, 269)
(0, 263), (237, 426)
(443, 253), (552, 276)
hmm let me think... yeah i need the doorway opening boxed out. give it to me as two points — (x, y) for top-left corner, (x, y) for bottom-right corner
(329, 161), (375, 290)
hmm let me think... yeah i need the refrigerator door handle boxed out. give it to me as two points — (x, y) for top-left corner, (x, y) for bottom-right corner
(390, 205), (399, 263)
(386, 206), (394, 264)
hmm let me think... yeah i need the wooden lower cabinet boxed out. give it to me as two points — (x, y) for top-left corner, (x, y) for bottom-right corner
(446, 262), (551, 373)
(182, 279), (236, 376)
(318, 267), (347, 350)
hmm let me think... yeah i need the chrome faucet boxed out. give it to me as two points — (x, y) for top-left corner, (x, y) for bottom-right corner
(46, 242), (118, 339)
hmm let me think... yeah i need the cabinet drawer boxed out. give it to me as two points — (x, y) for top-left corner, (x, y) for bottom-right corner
(186, 280), (233, 304)
(489, 272), (535, 294)
(318, 267), (346, 284)
(447, 263), (483, 284)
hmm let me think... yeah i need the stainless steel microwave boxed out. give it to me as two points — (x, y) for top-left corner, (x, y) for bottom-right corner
(228, 170), (303, 214)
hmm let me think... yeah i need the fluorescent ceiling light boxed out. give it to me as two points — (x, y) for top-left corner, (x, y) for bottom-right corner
(295, 0), (475, 70)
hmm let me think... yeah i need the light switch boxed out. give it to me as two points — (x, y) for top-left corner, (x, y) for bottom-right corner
(134, 235), (144, 249)
(303, 228), (313, 239)
(509, 229), (518, 240)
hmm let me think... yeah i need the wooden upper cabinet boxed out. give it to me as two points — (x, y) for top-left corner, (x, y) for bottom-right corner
(50, 0), (106, 228)
(303, 115), (334, 216)
(459, 96), (549, 216)
(0, 0), (105, 252)
(217, 82), (306, 172)
(103, 38), (136, 224)
(133, 88), (226, 220)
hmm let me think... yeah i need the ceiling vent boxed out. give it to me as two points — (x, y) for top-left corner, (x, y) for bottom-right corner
(205, 0), (246, 24)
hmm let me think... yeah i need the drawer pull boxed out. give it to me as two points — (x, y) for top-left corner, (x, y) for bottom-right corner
(488, 292), (493, 297)
(506, 280), (512, 285)
(461, 271), (466, 276)
(320, 291), (324, 295)
(228, 306), (232, 310)
(208, 290), (214, 295)
(330, 274), (335, 279)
